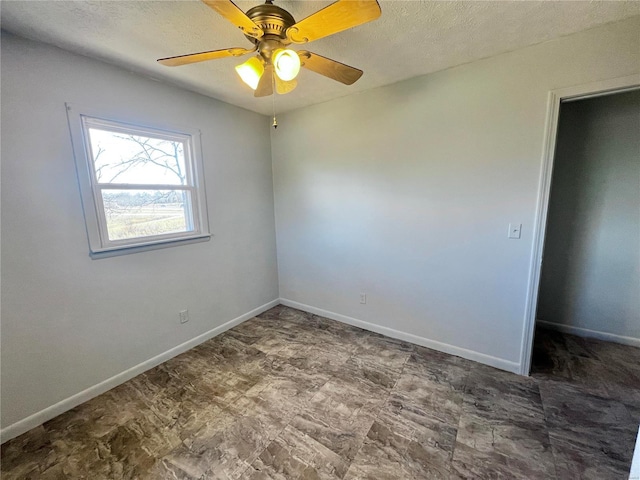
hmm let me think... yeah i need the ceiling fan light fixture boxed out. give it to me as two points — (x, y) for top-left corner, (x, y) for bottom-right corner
(158, 0), (383, 97)
(273, 49), (301, 82)
(235, 56), (264, 90)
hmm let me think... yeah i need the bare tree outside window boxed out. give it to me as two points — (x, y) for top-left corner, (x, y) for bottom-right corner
(93, 135), (186, 184)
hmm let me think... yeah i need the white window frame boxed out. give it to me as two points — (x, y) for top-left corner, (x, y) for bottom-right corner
(66, 103), (211, 258)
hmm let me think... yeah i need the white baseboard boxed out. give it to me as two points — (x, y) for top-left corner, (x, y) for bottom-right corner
(0, 299), (280, 444)
(280, 298), (521, 375)
(536, 320), (640, 348)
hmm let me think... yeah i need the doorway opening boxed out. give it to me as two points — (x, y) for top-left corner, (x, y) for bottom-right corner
(520, 75), (640, 376)
(522, 83), (640, 477)
(531, 88), (639, 384)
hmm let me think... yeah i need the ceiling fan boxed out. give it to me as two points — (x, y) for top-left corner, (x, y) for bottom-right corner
(157, 0), (381, 97)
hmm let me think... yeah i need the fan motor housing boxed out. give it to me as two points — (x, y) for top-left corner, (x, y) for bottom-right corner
(245, 3), (295, 41)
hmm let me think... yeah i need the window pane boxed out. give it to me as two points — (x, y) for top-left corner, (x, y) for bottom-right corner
(101, 189), (193, 241)
(88, 128), (187, 185)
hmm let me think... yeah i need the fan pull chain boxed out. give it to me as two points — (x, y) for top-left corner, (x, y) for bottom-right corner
(272, 75), (278, 129)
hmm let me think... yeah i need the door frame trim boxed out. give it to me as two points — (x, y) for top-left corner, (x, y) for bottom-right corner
(519, 74), (640, 375)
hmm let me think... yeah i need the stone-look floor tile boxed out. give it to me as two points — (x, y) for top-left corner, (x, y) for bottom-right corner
(280, 426), (350, 479)
(384, 384), (462, 433)
(0, 426), (56, 479)
(259, 305), (310, 323)
(243, 371), (320, 407)
(540, 398), (637, 468)
(225, 327), (263, 344)
(41, 405), (180, 479)
(450, 442), (557, 479)
(40, 434), (147, 480)
(532, 328), (569, 357)
(540, 375), (639, 475)
(146, 458), (203, 480)
(375, 388), (459, 477)
(341, 464), (371, 480)
(3, 310), (640, 479)
(353, 335), (413, 373)
(230, 381), (321, 443)
(303, 377), (390, 431)
(343, 421), (416, 480)
(36, 463), (80, 480)
(404, 439), (451, 479)
(402, 359), (469, 395)
(565, 356), (627, 398)
(549, 431), (631, 480)
(231, 317), (280, 339)
(590, 340), (640, 370)
(328, 356), (401, 391)
(539, 380), (635, 431)
(311, 327), (374, 357)
(204, 333), (267, 360)
(289, 412), (373, 463)
(289, 377), (384, 462)
(455, 412), (555, 471)
(394, 370), (466, 423)
(262, 353), (333, 389)
(410, 344), (473, 369)
(86, 417), (182, 479)
(161, 413), (275, 480)
(530, 346), (573, 381)
(244, 425), (349, 480)
(347, 421), (452, 480)
(626, 403), (640, 425)
(159, 446), (252, 480)
(42, 382), (143, 441)
(561, 333), (605, 361)
(463, 364), (547, 424)
(599, 361), (640, 408)
(455, 363), (558, 477)
(377, 393), (459, 454)
(557, 332), (640, 369)
(198, 369), (260, 405)
(284, 345), (353, 374)
(165, 392), (230, 442)
(251, 332), (303, 356)
(532, 329), (640, 403)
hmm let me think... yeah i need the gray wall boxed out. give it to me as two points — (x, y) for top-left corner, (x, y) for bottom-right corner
(271, 17), (640, 372)
(537, 90), (640, 341)
(1, 33), (279, 430)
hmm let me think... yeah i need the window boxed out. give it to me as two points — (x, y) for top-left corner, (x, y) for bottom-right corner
(67, 105), (210, 257)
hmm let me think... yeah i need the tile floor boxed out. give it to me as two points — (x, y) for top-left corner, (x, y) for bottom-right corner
(1, 306), (638, 479)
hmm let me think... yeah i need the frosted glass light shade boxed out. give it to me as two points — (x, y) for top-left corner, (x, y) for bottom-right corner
(273, 49), (300, 82)
(235, 57), (264, 90)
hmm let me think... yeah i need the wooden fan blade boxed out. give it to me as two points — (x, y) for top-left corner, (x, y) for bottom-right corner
(255, 65), (274, 97)
(158, 47), (255, 66)
(286, 0), (381, 44)
(298, 51), (363, 85)
(275, 76), (297, 95)
(201, 0), (263, 39)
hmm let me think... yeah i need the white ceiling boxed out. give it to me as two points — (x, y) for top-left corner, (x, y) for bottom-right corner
(2, 1), (638, 115)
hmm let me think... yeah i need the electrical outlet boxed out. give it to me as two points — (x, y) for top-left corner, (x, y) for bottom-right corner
(179, 309), (189, 324)
(360, 293), (367, 304)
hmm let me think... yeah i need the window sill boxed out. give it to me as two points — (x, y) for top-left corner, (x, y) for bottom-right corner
(89, 234), (212, 259)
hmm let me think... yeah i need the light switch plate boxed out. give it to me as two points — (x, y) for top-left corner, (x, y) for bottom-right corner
(508, 223), (522, 239)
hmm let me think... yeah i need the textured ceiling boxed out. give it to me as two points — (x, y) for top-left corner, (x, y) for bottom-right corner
(2, 1), (639, 115)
